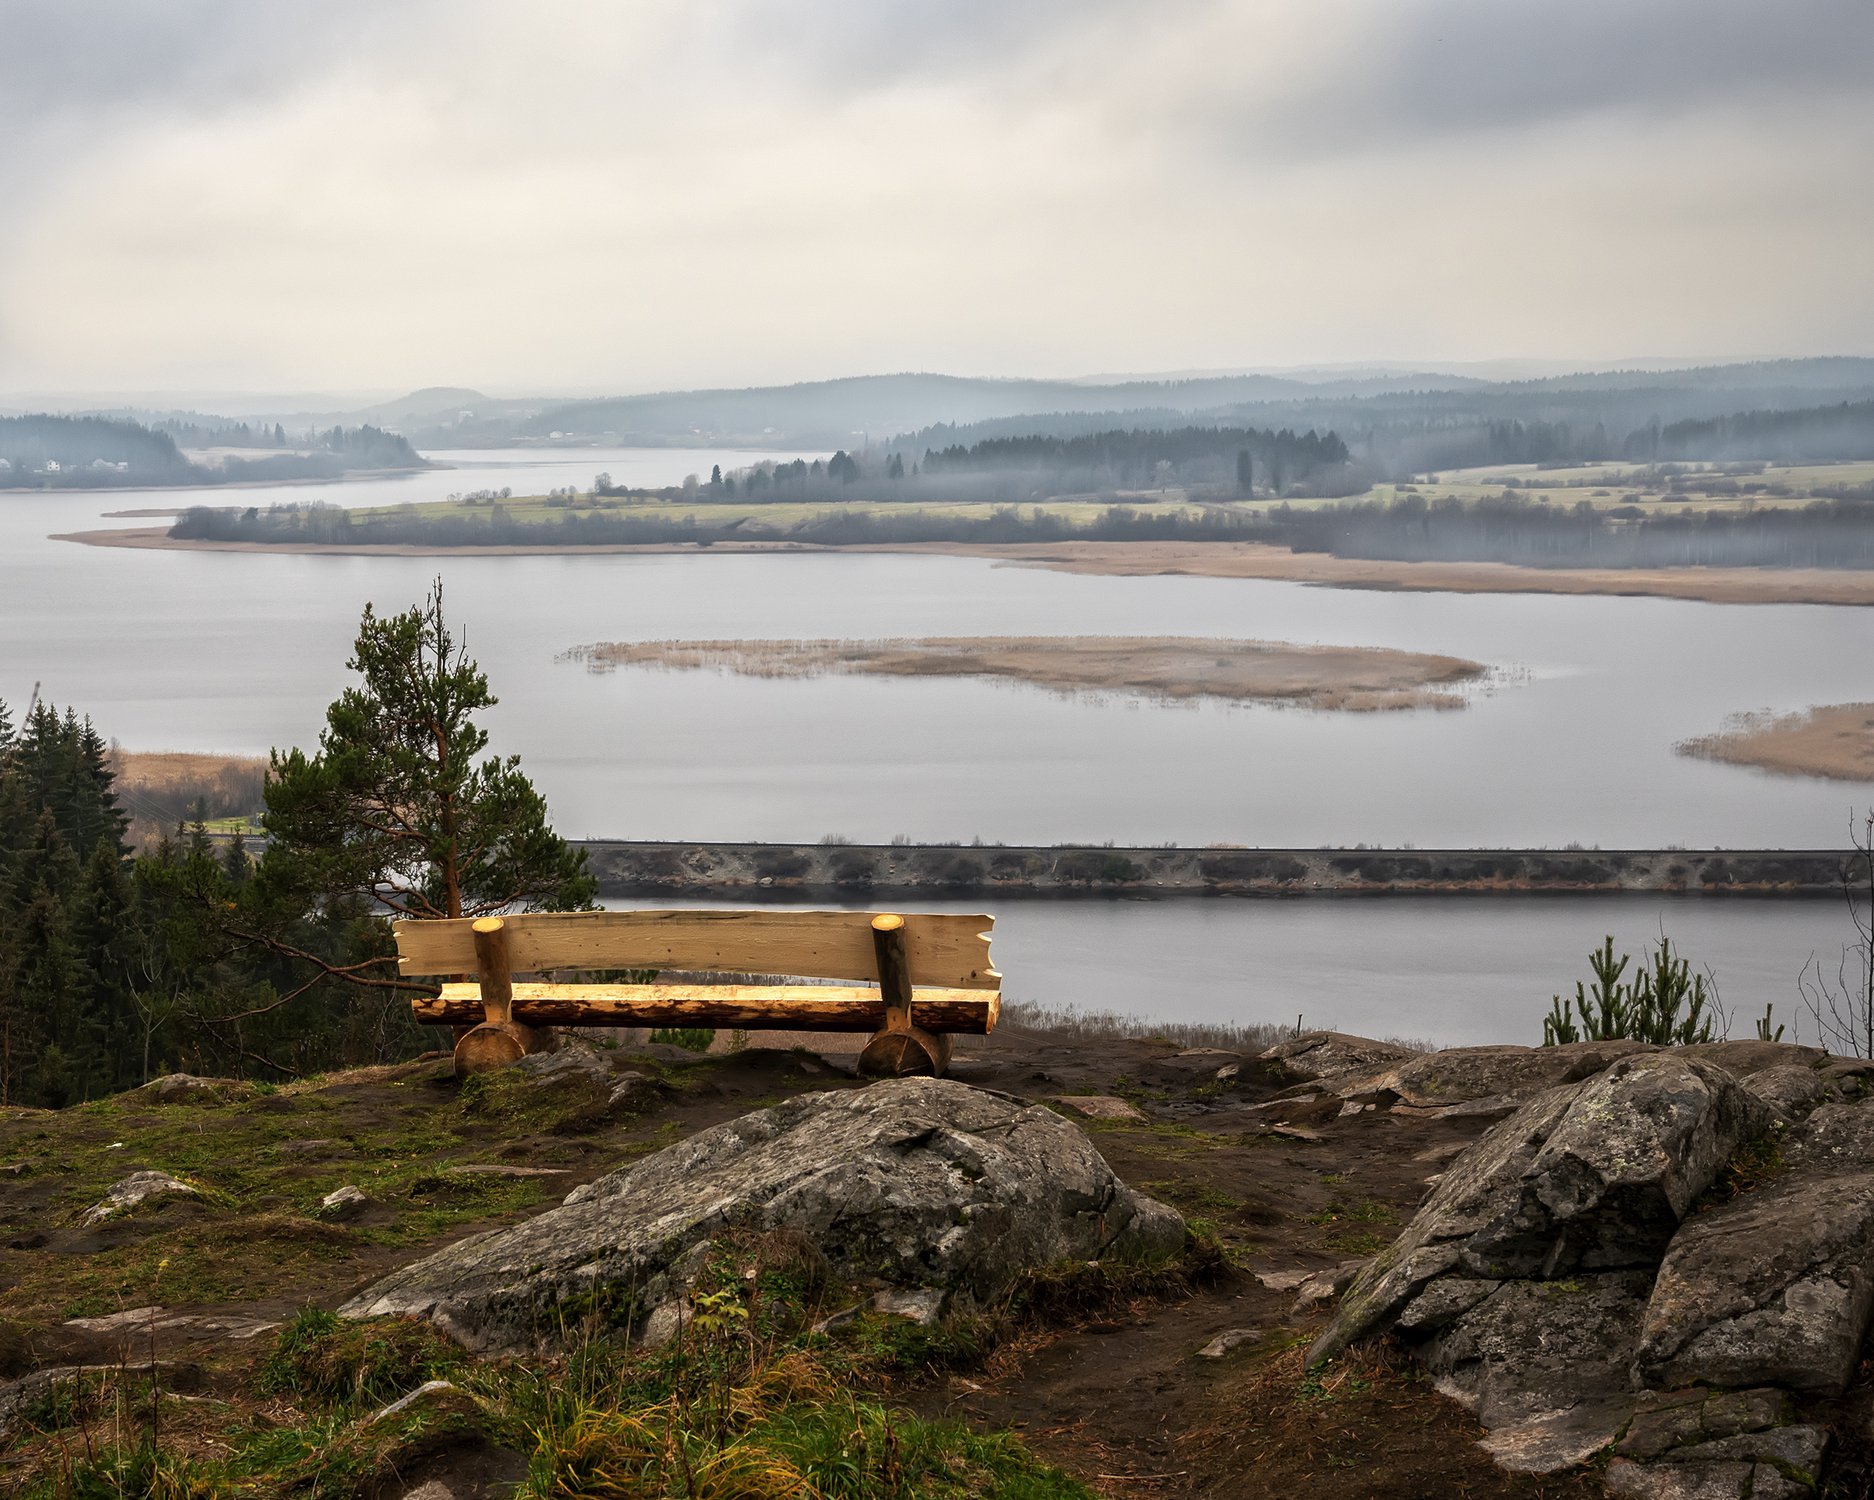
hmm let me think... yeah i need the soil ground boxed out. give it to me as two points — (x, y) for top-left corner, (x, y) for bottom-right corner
(0, 1025), (1602, 1498)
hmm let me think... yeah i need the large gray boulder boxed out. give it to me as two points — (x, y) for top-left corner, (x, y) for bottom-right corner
(1635, 1170), (1874, 1395)
(340, 1078), (1184, 1354)
(1420, 1272), (1657, 1473)
(1310, 1054), (1765, 1365)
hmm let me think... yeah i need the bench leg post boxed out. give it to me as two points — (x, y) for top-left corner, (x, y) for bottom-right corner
(455, 916), (558, 1076)
(858, 913), (950, 1078)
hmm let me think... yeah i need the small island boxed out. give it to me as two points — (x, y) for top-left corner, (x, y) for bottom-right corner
(565, 635), (1488, 711)
(1678, 702), (1874, 781)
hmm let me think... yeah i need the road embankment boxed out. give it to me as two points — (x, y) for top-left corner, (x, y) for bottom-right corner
(577, 841), (1860, 898)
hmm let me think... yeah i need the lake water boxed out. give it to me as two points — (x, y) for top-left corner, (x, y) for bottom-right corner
(628, 893), (1854, 1050)
(6, 446), (1873, 1043)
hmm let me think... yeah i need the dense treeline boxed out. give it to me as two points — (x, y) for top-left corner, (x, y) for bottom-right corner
(1634, 402), (1874, 464)
(0, 415), (196, 485)
(154, 417), (292, 448)
(0, 698), (404, 1106)
(0, 414), (426, 488)
(648, 423), (1360, 506)
(1268, 493), (1874, 569)
(917, 425), (1351, 494)
(171, 500), (1264, 548)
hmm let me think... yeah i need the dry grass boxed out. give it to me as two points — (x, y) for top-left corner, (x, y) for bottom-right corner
(1678, 702), (1874, 782)
(999, 1001), (1434, 1055)
(108, 750), (269, 847)
(862, 541), (1874, 607)
(566, 636), (1485, 712)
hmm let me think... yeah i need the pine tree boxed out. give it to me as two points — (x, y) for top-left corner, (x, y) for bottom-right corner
(262, 578), (593, 921)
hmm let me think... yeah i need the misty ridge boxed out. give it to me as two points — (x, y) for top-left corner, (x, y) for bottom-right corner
(899, 385), (1874, 481)
(380, 357), (1874, 459)
(0, 413), (425, 488)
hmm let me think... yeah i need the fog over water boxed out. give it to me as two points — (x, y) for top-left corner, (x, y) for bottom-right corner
(6, 447), (1871, 1042)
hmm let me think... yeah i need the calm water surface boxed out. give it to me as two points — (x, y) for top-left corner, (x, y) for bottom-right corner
(629, 893), (1854, 1048)
(2, 449), (1871, 847)
(6, 448), (1874, 1033)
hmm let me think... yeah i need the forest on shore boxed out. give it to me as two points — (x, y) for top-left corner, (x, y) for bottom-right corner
(0, 413), (425, 489)
(0, 585), (591, 1108)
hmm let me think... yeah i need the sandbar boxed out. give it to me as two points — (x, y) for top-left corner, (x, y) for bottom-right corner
(1678, 704), (1874, 782)
(54, 525), (1874, 606)
(566, 636), (1487, 712)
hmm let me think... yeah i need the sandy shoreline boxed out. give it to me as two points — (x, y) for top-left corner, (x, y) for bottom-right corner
(4, 464), (432, 504)
(52, 527), (1874, 606)
(569, 636), (1487, 711)
(1679, 703), (1874, 782)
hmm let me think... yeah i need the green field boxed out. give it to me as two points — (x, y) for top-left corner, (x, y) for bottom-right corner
(1307, 458), (1874, 515)
(371, 459), (1874, 530)
(367, 493), (1214, 528)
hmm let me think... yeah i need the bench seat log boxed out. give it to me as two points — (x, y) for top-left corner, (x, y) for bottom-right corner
(417, 983), (1000, 1033)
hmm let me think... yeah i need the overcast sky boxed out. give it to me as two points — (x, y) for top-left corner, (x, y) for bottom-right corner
(2, 0), (1870, 396)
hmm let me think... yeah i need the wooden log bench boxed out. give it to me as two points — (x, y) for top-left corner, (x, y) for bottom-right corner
(392, 908), (999, 1079)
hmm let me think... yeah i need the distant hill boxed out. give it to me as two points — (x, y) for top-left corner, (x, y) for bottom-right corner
(370, 359), (1874, 456)
(357, 386), (491, 425)
(489, 370), (1487, 450)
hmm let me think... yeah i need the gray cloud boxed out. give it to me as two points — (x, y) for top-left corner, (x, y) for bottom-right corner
(0, 0), (1867, 391)
(1251, 0), (1874, 152)
(723, 0), (1137, 87)
(0, 2), (383, 127)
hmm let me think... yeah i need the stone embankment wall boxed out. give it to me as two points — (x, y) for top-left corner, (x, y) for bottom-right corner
(576, 841), (1860, 899)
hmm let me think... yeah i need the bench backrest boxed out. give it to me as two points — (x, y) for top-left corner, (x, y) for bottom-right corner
(392, 909), (998, 988)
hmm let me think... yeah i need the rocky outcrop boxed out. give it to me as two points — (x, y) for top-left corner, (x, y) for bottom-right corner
(79, 1171), (201, 1227)
(340, 1078), (1185, 1354)
(1637, 1170), (1874, 1395)
(1263, 1032), (1420, 1083)
(1605, 1386), (1827, 1500)
(1311, 1054), (1765, 1364)
(1302, 1035), (1872, 1497)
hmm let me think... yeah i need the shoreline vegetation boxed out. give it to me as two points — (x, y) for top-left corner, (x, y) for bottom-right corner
(55, 445), (1874, 607)
(56, 525), (1874, 606)
(566, 635), (1487, 711)
(1, 412), (427, 490)
(1678, 703), (1874, 782)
